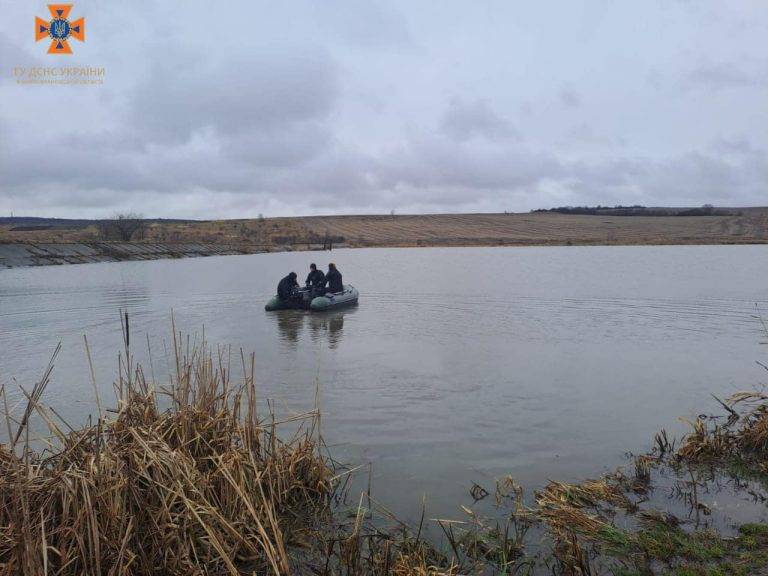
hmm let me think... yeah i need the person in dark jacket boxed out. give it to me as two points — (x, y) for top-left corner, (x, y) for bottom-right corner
(325, 263), (343, 293)
(305, 263), (325, 288)
(305, 263), (326, 297)
(277, 272), (299, 301)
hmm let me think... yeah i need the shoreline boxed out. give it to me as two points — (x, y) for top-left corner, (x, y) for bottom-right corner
(2, 237), (768, 269)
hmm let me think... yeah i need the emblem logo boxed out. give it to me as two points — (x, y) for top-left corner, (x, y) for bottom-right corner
(35, 4), (85, 55)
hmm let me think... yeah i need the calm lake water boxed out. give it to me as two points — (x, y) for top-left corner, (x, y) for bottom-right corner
(2, 245), (768, 525)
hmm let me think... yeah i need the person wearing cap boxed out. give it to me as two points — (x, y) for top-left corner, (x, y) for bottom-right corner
(277, 272), (299, 302)
(325, 263), (343, 293)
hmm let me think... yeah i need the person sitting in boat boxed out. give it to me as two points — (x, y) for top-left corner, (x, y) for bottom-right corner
(324, 263), (343, 294)
(305, 263), (325, 292)
(277, 272), (300, 302)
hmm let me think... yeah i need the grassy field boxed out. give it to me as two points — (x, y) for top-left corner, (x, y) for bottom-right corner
(299, 209), (768, 247)
(2, 208), (768, 248)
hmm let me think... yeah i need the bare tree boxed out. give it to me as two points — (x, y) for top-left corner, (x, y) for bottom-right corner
(98, 213), (147, 241)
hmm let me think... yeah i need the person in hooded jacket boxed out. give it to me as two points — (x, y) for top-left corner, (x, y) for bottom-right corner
(325, 263), (343, 293)
(277, 272), (299, 301)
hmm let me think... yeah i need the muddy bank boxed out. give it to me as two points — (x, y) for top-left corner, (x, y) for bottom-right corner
(0, 242), (266, 269)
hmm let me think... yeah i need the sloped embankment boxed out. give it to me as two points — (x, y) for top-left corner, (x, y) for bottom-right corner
(0, 242), (263, 268)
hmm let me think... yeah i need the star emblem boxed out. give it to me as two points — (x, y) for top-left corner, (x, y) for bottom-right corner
(35, 4), (85, 54)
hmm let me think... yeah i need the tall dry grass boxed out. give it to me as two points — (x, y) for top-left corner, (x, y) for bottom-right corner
(0, 330), (330, 575)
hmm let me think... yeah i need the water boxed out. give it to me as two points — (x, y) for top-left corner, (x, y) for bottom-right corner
(2, 245), (768, 526)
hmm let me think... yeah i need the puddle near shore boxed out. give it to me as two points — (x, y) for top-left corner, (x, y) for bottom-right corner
(458, 459), (768, 534)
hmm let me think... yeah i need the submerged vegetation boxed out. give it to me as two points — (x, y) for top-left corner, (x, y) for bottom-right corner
(1, 327), (767, 574)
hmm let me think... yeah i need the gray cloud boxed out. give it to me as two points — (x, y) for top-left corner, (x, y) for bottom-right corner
(131, 49), (338, 144)
(440, 99), (518, 142)
(568, 124), (627, 148)
(222, 126), (332, 168)
(311, 1), (413, 49)
(685, 61), (768, 89)
(2, 111), (766, 216)
(0, 35), (42, 84)
(558, 87), (582, 108)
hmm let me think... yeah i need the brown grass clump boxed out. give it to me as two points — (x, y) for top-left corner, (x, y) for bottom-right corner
(531, 478), (634, 574)
(538, 479), (634, 512)
(0, 335), (330, 575)
(730, 391), (768, 455)
(675, 417), (734, 462)
(675, 390), (768, 465)
(387, 551), (459, 576)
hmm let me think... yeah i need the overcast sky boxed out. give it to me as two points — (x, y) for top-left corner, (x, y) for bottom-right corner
(1, 1), (767, 218)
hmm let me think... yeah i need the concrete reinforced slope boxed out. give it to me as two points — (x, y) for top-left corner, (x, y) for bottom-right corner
(0, 243), (261, 269)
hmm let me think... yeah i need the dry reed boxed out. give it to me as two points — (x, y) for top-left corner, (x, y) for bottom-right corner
(0, 334), (330, 575)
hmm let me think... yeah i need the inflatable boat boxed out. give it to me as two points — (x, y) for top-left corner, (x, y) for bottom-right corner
(264, 285), (359, 312)
(310, 285), (359, 311)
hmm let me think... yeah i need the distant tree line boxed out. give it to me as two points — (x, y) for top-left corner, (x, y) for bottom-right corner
(532, 204), (735, 217)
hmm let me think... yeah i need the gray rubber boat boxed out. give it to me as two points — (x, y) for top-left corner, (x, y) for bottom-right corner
(264, 285), (359, 312)
(309, 285), (359, 311)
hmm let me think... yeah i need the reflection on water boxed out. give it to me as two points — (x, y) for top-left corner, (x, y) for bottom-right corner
(1, 245), (768, 524)
(273, 307), (353, 349)
(273, 310), (349, 347)
(308, 309), (348, 349)
(275, 311), (303, 344)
